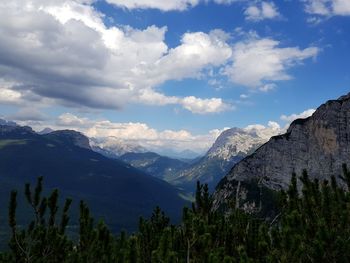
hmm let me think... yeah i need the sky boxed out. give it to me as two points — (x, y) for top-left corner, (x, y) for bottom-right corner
(0, 0), (350, 155)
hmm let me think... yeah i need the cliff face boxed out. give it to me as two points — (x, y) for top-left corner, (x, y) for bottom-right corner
(213, 93), (350, 212)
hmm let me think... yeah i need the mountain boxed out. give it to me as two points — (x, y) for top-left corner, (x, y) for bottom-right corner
(156, 149), (202, 160)
(171, 127), (274, 191)
(213, 93), (350, 214)
(120, 152), (188, 181)
(0, 119), (17, 127)
(38, 127), (54, 134)
(0, 123), (187, 232)
(90, 137), (146, 158)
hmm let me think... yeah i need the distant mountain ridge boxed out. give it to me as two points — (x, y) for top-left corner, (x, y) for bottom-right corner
(90, 137), (146, 158)
(213, 92), (350, 213)
(0, 119), (17, 127)
(120, 152), (188, 181)
(0, 121), (187, 231)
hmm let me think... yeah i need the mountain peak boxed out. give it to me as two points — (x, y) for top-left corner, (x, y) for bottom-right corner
(338, 92), (350, 101)
(38, 127), (54, 135)
(207, 127), (269, 160)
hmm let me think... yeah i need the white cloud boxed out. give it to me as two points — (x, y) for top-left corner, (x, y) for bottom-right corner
(213, 0), (242, 4)
(0, 80), (22, 104)
(180, 96), (232, 114)
(244, 1), (281, 21)
(106, 0), (244, 11)
(0, 0), (232, 114)
(57, 113), (91, 127)
(259, 83), (276, 92)
(105, 0), (200, 11)
(333, 0), (350, 15)
(239, 94), (249, 99)
(303, 0), (350, 16)
(0, 0), (322, 115)
(280, 109), (316, 122)
(152, 30), (232, 82)
(136, 90), (232, 114)
(244, 121), (282, 140)
(224, 35), (320, 89)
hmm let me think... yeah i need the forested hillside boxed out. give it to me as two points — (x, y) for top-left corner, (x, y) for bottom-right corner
(1, 166), (350, 262)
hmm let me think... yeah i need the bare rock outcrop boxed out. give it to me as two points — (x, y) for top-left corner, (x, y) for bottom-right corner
(213, 93), (350, 212)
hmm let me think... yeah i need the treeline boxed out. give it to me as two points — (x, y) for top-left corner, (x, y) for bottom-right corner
(2, 166), (350, 262)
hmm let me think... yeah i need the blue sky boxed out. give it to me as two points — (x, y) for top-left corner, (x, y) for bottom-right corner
(0, 0), (349, 154)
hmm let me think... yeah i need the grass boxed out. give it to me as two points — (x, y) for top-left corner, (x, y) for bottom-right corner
(0, 140), (27, 149)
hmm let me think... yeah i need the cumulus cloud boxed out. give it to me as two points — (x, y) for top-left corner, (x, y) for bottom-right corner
(136, 90), (231, 114)
(180, 96), (232, 114)
(0, 0), (321, 115)
(280, 109), (316, 122)
(224, 35), (320, 89)
(105, 0), (200, 11)
(106, 0), (244, 11)
(0, 0), (232, 114)
(303, 0), (350, 16)
(213, 0), (242, 4)
(244, 1), (281, 21)
(244, 121), (282, 140)
(0, 80), (22, 104)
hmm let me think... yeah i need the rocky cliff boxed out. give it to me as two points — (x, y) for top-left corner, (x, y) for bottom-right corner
(213, 93), (350, 212)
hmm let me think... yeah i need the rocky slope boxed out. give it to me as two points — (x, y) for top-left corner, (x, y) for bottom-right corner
(172, 127), (277, 191)
(213, 93), (350, 213)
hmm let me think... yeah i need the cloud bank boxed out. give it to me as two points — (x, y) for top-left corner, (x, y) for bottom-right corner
(0, 0), (319, 115)
(303, 0), (350, 16)
(0, 0), (232, 114)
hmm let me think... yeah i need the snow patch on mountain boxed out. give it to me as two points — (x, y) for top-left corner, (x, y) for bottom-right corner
(90, 136), (147, 157)
(207, 122), (281, 161)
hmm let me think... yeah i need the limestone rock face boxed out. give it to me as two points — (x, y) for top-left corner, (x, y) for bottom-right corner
(213, 93), (350, 211)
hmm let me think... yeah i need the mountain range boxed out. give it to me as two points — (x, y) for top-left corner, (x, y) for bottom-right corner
(86, 126), (276, 192)
(89, 136), (147, 159)
(0, 123), (187, 232)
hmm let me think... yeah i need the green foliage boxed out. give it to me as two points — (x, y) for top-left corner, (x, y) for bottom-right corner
(7, 176), (73, 263)
(2, 167), (350, 262)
